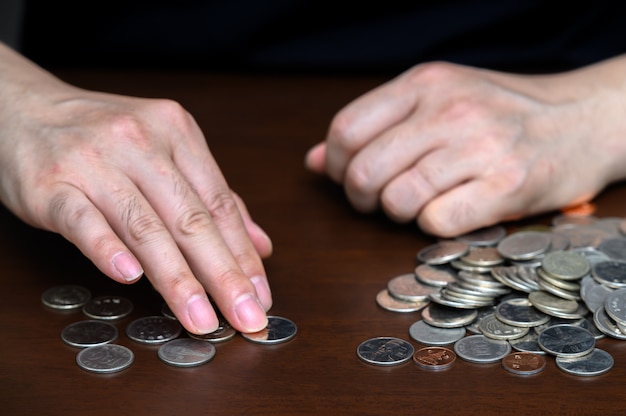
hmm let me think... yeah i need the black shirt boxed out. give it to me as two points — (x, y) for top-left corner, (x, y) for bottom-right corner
(20, 0), (626, 74)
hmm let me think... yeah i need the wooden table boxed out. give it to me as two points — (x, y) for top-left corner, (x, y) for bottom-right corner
(2, 69), (625, 415)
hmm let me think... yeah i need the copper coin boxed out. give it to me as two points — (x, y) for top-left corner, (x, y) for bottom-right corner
(502, 352), (546, 375)
(413, 346), (456, 371)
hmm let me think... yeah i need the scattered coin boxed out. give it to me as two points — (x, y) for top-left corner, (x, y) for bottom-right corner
(76, 344), (134, 374)
(413, 346), (456, 371)
(41, 285), (91, 310)
(61, 320), (118, 348)
(357, 337), (414, 366)
(126, 316), (183, 345)
(421, 303), (478, 328)
(496, 231), (551, 261)
(478, 313), (529, 341)
(495, 297), (550, 328)
(455, 225), (507, 247)
(241, 316), (297, 344)
(502, 352), (546, 375)
(414, 264), (458, 287)
(157, 338), (216, 367)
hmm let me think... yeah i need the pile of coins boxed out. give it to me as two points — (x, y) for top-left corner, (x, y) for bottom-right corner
(362, 214), (626, 376)
(41, 286), (297, 373)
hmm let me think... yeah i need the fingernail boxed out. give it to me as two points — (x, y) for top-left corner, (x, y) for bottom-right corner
(251, 276), (273, 311)
(112, 252), (144, 282)
(234, 293), (267, 332)
(187, 295), (218, 334)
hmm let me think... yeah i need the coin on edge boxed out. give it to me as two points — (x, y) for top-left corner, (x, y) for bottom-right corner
(76, 344), (134, 374)
(413, 346), (456, 371)
(502, 352), (546, 375)
(357, 337), (414, 366)
(158, 338), (216, 367)
(240, 316), (297, 344)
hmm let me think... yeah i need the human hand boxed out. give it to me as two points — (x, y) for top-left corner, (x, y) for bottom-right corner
(306, 59), (626, 236)
(0, 44), (272, 334)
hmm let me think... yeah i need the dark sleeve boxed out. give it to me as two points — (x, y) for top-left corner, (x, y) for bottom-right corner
(0, 0), (25, 50)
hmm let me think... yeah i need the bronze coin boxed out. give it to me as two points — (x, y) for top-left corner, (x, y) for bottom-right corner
(502, 352), (546, 375)
(413, 346), (456, 371)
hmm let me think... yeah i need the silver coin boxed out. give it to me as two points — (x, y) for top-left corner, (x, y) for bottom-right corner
(455, 225), (507, 247)
(465, 306), (497, 334)
(453, 334), (511, 364)
(240, 316), (297, 344)
(496, 231), (551, 261)
(387, 273), (438, 302)
(157, 338), (216, 367)
(460, 246), (504, 267)
(541, 250), (590, 281)
(556, 348), (614, 377)
(408, 320), (466, 346)
(552, 214), (597, 228)
(439, 288), (494, 308)
(536, 276), (581, 301)
(538, 324), (595, 357)
(532, 300), (589, 320)
(61, 320), (119, 348)
(528, 291), (579, 314)
(536, 267), (581, 292)
(597, 236), (626, 260)
(421, 303), (478, 328)
(572, 247), (610, 266)
(126, 316), (182, 345)
(375, 289), (429, 313)
(603, 287), (626, 324)
(187, 318), (238, 343)
(41, 284), (91, 310)
(478, 313), (529, 341)
(592, 260), (626, 289)
(495, 297), (550, 328)
(449, 259), (493, 274)
(356, 337), (414, 366)
(414, 264), (458, 287)
(82, 295), (134, 320)
(76, 344), (134, 373)
(428, 290), (484, 309)
(416, 240), (469, 265)
(161, 302), (177, 320)
(508, 332), (546, 355)
(593, 306), (626, 340)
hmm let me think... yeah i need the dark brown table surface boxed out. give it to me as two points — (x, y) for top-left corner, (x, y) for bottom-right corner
(2, 69), (626, 416)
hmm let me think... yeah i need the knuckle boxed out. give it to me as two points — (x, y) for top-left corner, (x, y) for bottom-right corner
(328, 111), (361, 152)
(345, 161), (376, 194)
(405, 61), (458, 86)
(125, 209), (166, 244)
(176, 208), (213, 237)
(206, 191), (240, 223)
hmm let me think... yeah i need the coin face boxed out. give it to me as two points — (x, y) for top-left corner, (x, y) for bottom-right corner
(356, 337), (414, 366)
(592, 260), (626, 289)
(82, 295), (134, 320)
(413, 346), (456, 371)
(41, 285), (91, 310)
(538, 324), (595, 357)
(541, 251), (590, 281)
(496, 231), (551, 261)
(502, 352), (546, 375)
(421, 303), (478, 328)
(387, 273), (438, 302)
(453, 335), (511, 364)
(414, 264), (458, 287)
(455, 225), (507, 247)
(556, 348), (614, 377)
(495, 297), (550, 328)
(478, 313), (528, 341)
(157, 338), (216, 367)
(240, 316), (297, 344)
(126, 316), (183, 345)
(61, 320), (119, 348)
(76, 344), (134, 373)
(408, 320), (466, 346)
